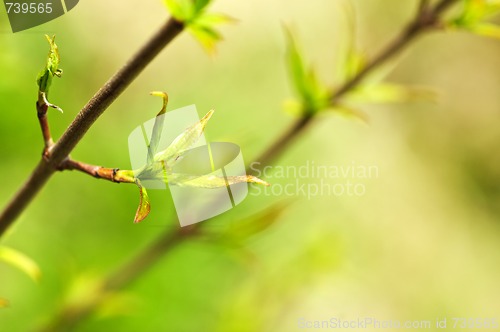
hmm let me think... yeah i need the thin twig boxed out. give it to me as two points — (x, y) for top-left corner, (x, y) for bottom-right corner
(37, 1), (460, 329)
(36, 94), (54, 156)
(248, 115), (313, 171)
(59, 159), (135, 183)
(0, 18), (184, 237)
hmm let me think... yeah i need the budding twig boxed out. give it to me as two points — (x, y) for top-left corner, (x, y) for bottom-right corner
(0, 18), (184, 237)
(58, 159), (135, 183)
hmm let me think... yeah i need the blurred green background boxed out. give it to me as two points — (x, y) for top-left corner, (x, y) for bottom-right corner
(1, 0), (500, 331)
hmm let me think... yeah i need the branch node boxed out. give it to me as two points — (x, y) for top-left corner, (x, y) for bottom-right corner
(112, 168), (119, 183)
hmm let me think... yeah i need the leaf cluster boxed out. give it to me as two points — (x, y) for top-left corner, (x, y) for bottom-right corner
(448, 0), (500, 38)
(163, 0), (233, 53)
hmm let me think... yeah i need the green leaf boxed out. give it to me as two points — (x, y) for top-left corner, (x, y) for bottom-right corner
(344, 51), (367, 83)
(467, 22), (500, 38)
(222, 202), (289, 241)
(136, 109), (214, 183)
(36, 35), (62, 93)
(450, 0), (500, 28)
(135, 105), (269, 190)
(188, 13), (234, 53)
(469, 0), (500, 19)
(188, 24), (222, 54)
(194, 13), (234, 26)
(163, 1), (229, 53)
(283, 99), (305, 116)
(163, 0), (195, 21)
(285, 29), (329, 115)
(448, 0), (500, 40)
(347, 83), (437, 104)
(193, 0), (211, 13)
(329, 106), (369, 123)
(201, 202), (289, 266)
(163, 0), (213, 22)
(286, 30), (310, 101)
(134, 181), (151, 223)
(169, 173), (269, 188)
(153, 110), (214, 166)
(147, 92), (169, 164)
(0, 246), (41, 282)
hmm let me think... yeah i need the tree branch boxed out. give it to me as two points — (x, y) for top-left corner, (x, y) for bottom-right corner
(419, 0), (431, 15)
(253, 0), (457, 168)
(0, 18), (184, 237)
(37, 1), (460, 329)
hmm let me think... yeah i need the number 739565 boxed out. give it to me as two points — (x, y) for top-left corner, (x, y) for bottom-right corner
(5, 2), (53, 14)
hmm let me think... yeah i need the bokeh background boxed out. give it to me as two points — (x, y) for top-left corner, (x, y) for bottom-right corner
(1, 0), (500, 331)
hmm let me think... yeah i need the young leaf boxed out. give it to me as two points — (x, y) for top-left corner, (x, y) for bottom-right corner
(134, 180), (151, 223)
(222, 201), (289, 241)
(346, 83), (437, 104)
(163, 0), (213, 22)
(193, 0), (211, 13)
(169, 173), (270, 188)
(449, 0), (500, 32)
(344, 51), (367, 83)
(163, 0), (230, 53)
(135, 103), (269, 192)
(188, 13), (234, 53)
(0, 246), (41, 282)
(188, 24), (222, 54)
(36, 35), (62, 93)
(467, 22), (500, 38)
(334, 1), (368, 84)
(163, 0), (195, 21)
(147, 92), (169, 164)
(194, 13), (234, 26)
(286, 29), (310, 102)
(466, 0), (500, 21)
(285, 29), (329, 115)
(153, 110), (214, 166)
(283, 99), (305, 116)
(328, 106), (369, 123)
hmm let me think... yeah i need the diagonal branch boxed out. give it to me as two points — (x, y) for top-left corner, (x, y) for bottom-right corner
(38, 1), (460, 329)
(0, 18), (184, 237)
(254, 0), (458, 169)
